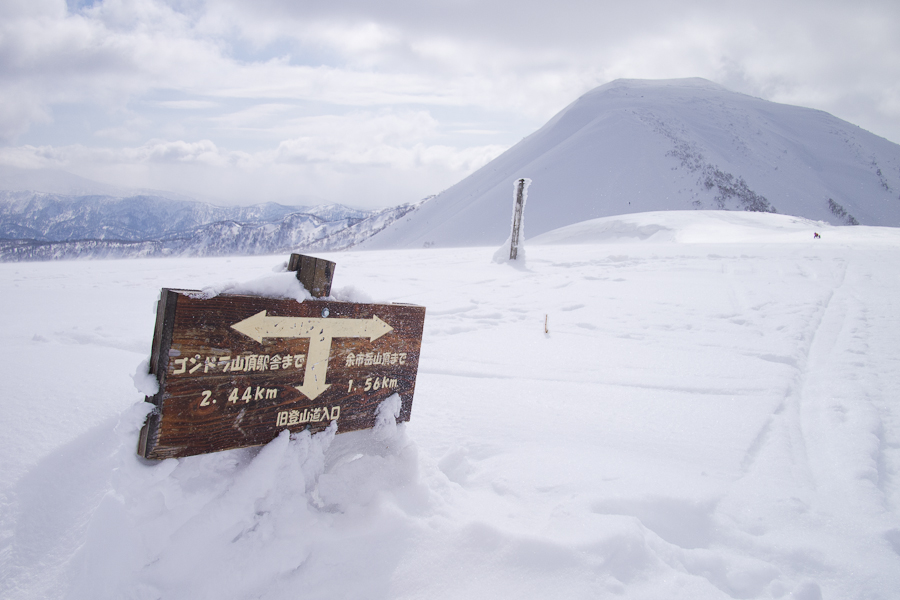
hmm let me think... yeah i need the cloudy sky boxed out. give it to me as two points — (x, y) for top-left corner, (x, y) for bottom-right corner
(1, 0), (899, 208)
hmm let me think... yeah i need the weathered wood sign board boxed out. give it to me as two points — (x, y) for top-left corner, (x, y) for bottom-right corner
(138, 289), (426, 460)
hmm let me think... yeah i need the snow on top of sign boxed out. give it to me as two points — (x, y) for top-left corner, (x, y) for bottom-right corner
(194, 261), (376, 305)
(198, 271), (313, 302)
(330, 284), (375, 304)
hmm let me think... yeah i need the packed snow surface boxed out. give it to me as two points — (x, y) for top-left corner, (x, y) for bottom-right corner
(2, 211), (900, 599)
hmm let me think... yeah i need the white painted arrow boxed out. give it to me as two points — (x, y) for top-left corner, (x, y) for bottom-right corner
(231, 311), (392, 344)
(231, 311), (394, 400)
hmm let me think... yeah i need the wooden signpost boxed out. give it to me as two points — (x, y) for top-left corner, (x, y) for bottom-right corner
(288, 253), (335, 297)
(509, 178), (529, 260)
(138, 287), (426, 460)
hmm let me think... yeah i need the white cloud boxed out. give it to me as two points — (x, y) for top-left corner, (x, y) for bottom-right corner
(0, 89), (53, 142)
(154, 100), (221, 110)
(0, 0), (899, 205)
(0, 110), (507, 204)
(132, 139), (227, 165)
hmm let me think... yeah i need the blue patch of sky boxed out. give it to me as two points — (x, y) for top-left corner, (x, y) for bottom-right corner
(18, 102), (113, 147)
(225, 36), (343, 68)
(65, 0), (100, 12)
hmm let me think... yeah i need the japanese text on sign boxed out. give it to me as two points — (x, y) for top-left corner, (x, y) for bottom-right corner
(173, 352), (306, 375)
(344, 352), (406, 367)
(276, 406), (340, 426)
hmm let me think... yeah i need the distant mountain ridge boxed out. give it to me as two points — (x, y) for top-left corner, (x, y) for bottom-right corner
(362, 78), (900, 249)
(0, 191), (416, 261)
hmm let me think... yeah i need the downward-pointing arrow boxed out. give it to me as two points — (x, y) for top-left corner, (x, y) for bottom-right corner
(230, 311), (395, 400)
(294, 332), (332, 400)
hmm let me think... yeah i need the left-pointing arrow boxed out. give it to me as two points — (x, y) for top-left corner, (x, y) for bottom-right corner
(230, 310), (270, 343)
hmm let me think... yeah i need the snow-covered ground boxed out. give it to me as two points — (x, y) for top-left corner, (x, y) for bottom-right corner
(2, 211), (899, 599)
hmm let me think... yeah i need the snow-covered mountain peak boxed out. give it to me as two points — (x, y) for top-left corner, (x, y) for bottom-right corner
(594, 77), (731, 95)
(363, 77), (900, 249)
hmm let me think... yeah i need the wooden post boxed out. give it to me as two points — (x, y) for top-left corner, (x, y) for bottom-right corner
(510, 178), (526, 260)
(288, 253), (335, 297)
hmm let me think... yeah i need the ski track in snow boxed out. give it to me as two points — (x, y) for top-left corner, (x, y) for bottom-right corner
(1, 213), (900, 599)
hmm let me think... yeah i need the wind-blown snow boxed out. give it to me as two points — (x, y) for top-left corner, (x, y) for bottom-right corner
(363, 78), (900, 250)
(2, 210), (900, 599)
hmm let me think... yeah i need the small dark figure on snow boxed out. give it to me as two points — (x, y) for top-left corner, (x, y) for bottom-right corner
(814, 232), (821, 239)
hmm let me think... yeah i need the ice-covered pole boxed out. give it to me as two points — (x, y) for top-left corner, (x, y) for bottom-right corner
(509, 178), (529, 260)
